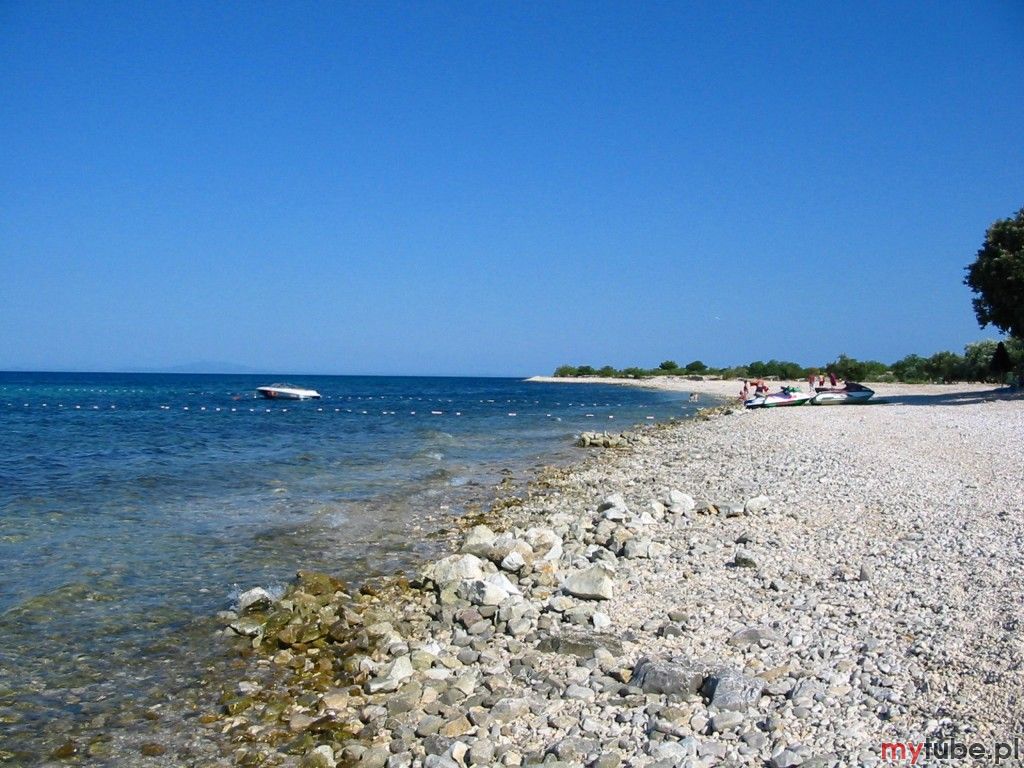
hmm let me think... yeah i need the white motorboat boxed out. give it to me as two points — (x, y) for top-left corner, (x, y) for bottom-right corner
(256, 384), (321, 400)
(810, 382), (874, 405)
(744, 386), (813, 409)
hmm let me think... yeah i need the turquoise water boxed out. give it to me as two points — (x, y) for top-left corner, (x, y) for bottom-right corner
(0, 372), (700, 761)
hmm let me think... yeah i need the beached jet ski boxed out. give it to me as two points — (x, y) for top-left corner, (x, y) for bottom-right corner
(744, 386), (813, 409)
(810, 381), (874, 405)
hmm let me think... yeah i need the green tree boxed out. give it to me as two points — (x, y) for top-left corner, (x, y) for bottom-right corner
(747, 360), (767, 377)
(576, 365), (595, 376)
(775, 360), (806, 379)
(553, 365), (578, 377)
(658, 360), (679, 371)
(964, 206), (1024, 340)
(621, 367), (648, 379)
(925, 351), (965, 383)
(828, 354), (889, 382)
(961, 340), (999, 382)
(891, 354), (929, 383)
(684, 360), (707, 373)
(597, 365), (618, 377)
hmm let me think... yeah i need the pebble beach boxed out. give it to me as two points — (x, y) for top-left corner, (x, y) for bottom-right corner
(183, 381), (1023, 768)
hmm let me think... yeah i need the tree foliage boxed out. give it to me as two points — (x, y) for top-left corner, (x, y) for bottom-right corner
(965, 206), (1024, 340)
(658, 360), (678, 370)
(552, 339), (1023, 383)
(826, 354), (888, 382)
(991, 341), (1013, 382)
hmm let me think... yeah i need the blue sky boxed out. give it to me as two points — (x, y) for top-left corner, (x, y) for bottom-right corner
(2, 2), (1022, 375)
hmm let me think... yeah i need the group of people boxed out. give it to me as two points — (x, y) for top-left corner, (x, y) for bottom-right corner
(739, 371), (840, 402)
(810, 371), (839, 390)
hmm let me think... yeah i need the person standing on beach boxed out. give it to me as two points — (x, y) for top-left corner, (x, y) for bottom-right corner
(808, 373), (816, 393)
(829, 371), (838, 387)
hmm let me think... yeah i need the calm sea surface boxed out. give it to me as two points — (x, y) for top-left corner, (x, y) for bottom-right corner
(0, 372), (703, 762)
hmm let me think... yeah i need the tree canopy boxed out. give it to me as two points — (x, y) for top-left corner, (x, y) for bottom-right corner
(965, 206), (1024, 340)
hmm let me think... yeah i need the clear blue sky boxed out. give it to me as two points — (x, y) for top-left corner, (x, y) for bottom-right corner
(2, 2), (1022, 375)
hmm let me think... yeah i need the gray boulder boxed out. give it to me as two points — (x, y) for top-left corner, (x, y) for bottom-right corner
(744, 495), (771, 514)
(632, 657), (707, 696)
(536, 629), (623, 657)
(702, 669), (765, 711)
(563, 566), (615, 600)
(237, 587), (275, 614)
(425, 554), (485, 584)
(460, 525), (497, 558)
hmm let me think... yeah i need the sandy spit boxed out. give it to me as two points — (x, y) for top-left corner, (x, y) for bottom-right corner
(524, 375), (1003, 402)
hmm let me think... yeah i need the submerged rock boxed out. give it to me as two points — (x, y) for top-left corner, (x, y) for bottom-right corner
(237, 587), (276, 614)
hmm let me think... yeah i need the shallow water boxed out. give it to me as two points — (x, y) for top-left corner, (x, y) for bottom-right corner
(0, 372), (700, 762)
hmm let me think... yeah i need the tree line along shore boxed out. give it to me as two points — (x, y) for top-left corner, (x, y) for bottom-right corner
(552, 338), (1022, 386)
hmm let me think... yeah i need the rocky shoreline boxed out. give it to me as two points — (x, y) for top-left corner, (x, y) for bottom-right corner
(204, 388), (1022, 768)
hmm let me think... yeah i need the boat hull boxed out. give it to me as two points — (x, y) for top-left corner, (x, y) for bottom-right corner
(745, 393), (813, 409)
(810, 385), (874, 405)
(256, 386), (321, 400)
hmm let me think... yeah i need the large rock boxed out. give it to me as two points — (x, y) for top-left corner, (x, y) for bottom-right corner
(461, 525), (497, 558)
(524, 527), (563, 562)
(733, 548), (759, 568)
(598, 493), (630, 521)
(703, 669), (765, 711)
(536, 629), (623, 657)
(717, 501), (746, 518)
(486, 571), (521, 596)
(237, 587), (275, 614)
(577, 431), (630, 448)
(744, 495), (771, 514)
(296, 570), (345, 596)
(300, 745), (336, 768)
(500, 550), (526, 572)
(425, 554), (485, 585)
(728, 626), (781, 647)
(632, 657), (708, 696)
(460, 579), (509, 607)
(563, 566), (615, 600)
(366, 655), (414, 693)
(665, 489), (695, 514)
(489, 697), (531, 723)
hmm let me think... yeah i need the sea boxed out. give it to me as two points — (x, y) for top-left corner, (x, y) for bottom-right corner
(0, 372), (706, 763)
